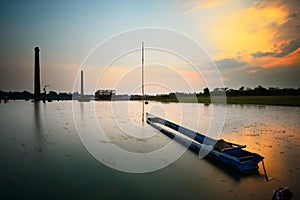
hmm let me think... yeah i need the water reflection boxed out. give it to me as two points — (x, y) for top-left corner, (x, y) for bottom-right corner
(204, 156), (261, 182)
(33, 101), (45, 153)
(221, 104), (300, 184)
(33, 101), (42, 135)
(0, 101), (299, 199)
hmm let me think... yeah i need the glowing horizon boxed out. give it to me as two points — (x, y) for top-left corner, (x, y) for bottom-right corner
(0, 0), (299, 94)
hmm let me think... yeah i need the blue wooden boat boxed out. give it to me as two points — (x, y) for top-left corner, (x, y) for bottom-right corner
(146, 113), (265, 174)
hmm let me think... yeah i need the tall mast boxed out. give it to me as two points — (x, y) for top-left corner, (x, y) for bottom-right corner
(142, 41), (145, 122)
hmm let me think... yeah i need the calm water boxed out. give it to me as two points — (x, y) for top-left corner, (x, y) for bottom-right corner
(0, 101), (299, 199)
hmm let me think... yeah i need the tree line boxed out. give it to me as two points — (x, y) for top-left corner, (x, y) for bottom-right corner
(202, 85), (300, 96)
(1, 85), (299, 100)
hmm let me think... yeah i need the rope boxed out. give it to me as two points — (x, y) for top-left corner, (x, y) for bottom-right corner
(262, 159), (269, 181)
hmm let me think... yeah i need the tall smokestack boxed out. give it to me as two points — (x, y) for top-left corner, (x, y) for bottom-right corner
(34, 47), (41, 100)
(81, 70), (84, 96)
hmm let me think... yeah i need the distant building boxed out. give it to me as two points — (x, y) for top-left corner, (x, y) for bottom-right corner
(95, 90), (116, 100)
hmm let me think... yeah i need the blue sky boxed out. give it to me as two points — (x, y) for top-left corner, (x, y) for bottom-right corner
(0, 0), (299, 94)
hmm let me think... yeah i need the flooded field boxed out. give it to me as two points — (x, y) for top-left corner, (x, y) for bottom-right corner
(0, 101), (299, 199)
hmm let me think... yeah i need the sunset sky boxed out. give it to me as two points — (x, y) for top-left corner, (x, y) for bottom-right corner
(0, 0), (299, 94)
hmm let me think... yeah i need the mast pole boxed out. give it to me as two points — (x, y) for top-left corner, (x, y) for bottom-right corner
(142, 41), (145, 122)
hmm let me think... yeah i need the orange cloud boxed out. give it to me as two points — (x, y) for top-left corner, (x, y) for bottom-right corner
(174, 68), (205, 85)
(211, 2), (289, 61)
(260, 47), (300, 68)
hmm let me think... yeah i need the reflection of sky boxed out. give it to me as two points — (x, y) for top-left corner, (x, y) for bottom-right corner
(0, 0), (299, 93)
(0, 101), (299, 198)
(221, 104), (300, 184)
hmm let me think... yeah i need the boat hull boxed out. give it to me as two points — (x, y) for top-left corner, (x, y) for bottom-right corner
(146, 113), (264, 173)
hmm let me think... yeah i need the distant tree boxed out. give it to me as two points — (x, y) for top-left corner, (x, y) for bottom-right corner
(168, 93), (176, 99)
(48, 91), (58, 96)
(48, 91), (58, 99)
(254, 85), (267, 95)
(226, 89), (239, 96)
(203, 87), (209, 96)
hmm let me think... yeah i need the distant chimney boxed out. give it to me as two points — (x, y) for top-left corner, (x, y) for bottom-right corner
(34, 47), (41, 100)
(81, 70), (84, 96)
